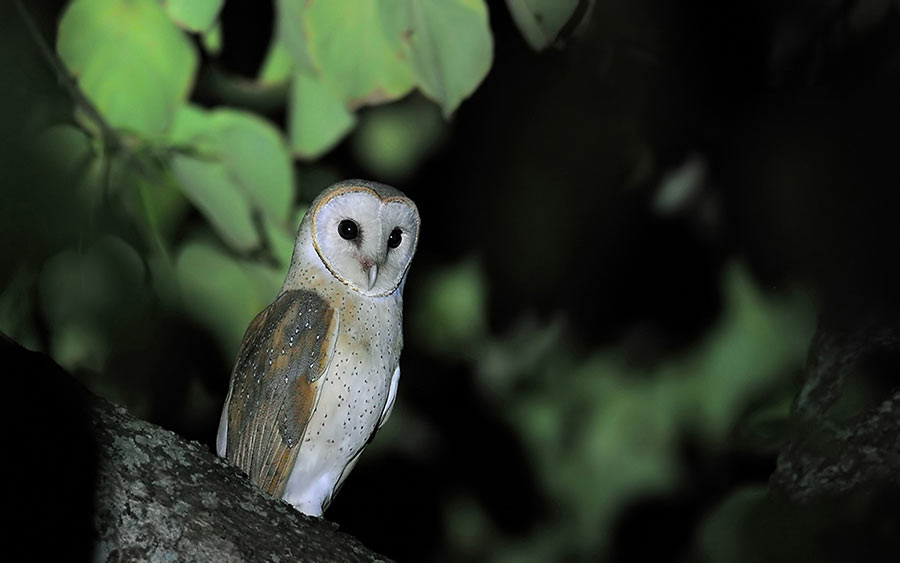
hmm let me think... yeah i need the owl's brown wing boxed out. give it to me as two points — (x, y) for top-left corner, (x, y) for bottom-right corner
(225, 289), (340, 497)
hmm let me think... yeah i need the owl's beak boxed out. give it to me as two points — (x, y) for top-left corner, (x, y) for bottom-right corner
(366, 263), (378, 290)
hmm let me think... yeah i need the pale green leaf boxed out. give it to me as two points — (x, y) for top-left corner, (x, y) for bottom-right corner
(304, 0), (415, 106)
(57, 0), (197, 139)
(210, 110), (294, 223)
(168, 106), (295, 250)
(259, 39), (294, 84)
(176, 240), (281, 355)
(289, 72), (357, 159)
(380, 0), (493, 116)
(505, 0), (579, 51)
(264, 205), (306, 268)
(164, 0), (224, 32)
(168, 104), (216, 148)
(202, 21), (223, 54)
(171, 154), (259, 252)
(275, 0), (317, 73)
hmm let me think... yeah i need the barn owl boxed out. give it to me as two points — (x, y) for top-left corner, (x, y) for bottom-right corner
(216, 179), (420, 516)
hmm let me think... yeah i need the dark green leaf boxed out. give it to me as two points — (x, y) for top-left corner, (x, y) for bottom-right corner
(505, 0), (579, 51)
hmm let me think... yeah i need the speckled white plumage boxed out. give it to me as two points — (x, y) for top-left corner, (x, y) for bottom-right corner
(216, 180), (419, 516)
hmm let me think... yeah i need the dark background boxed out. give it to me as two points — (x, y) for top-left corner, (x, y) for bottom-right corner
(3, 0), (900, 561)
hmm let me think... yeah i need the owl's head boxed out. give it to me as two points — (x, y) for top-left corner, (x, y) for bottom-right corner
(292, 180), (420, 297)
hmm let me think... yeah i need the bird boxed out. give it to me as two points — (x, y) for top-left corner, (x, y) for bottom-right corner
(216, 179), (420, 516)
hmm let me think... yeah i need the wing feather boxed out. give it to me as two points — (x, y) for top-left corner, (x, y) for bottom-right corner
(224, 290), (340, 497)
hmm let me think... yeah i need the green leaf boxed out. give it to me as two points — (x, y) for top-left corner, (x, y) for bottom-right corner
(303, 0), (415, 106)
(168, 106), (295, 251)
(275, 0), (317, 73)
(57, 0), (197, 139)
(121, 167), (189, 247)
(202, 21), (223, 55)
(410, 258), (488, 356)
(289, 72), (357, 159)
(351, 95), (445, 180)
(171, 154), (259, 252)
(168, 104), (215, 148)
(176, 240), (281, 355)
(163, 0), (224, 32)
(39, 236), (147, 371)
(264, 204), (307, 268)
(380, 0), (493, 116)
(0, 267), (41, 351)
(699, 486), (768, 563)
(259, 40), (294, 84)
(31, 124), (94, 178)
(505, 0), (579, 51)
(211, 110), (294, 222)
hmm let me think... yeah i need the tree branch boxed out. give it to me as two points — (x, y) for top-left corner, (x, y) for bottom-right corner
(772, 322), (900, 502)
(3, 333), (391, 562)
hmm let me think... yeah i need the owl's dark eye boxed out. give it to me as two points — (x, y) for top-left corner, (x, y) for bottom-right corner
(387, 228), (402, 249)
(338, 219), (358, 240)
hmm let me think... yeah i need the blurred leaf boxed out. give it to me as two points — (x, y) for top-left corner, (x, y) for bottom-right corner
(168, 106), (295, 251)
(0, 267), (40, 351)
(698, 486), (768, 563)
(288, 72), (357, 159)
(125, 169), (189, 246)
(210, 109), (294, 223)
(445, 495), (495, 557)
(410, 258), (487, 356)
(163, 0), (224, 32)
(202, 21), (223, 55)
(697, 485), (835, 563)
(259, 40), (294, 84)
(276, 0), (492, 115)
(30, 122), (113, 216)
(275, 0), (317, 73)
(264, 204), (307, 268)
(351, 96), (446, 180)
(171, 154), (259, 252)
(304, 0), (415, 106)
(31, 123), (95, 179)
(168, 104), (214, 147)
(478, 316), (563, 398)
(680, 263), (815, 439)
(505, 0), (579, 51)
(849, 0), (893, 33)
(57, 0), (197, 139)
(176, 239), (282, 355)
(380, 0), (493, 116)
(39, 236), (147, 371)
(474, 262), (814, 555)
(737, 389), (794, 451)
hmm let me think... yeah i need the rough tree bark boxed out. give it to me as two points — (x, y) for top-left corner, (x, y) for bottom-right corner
(3, 333), (391, 562)
(771, 321), (900, 501)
